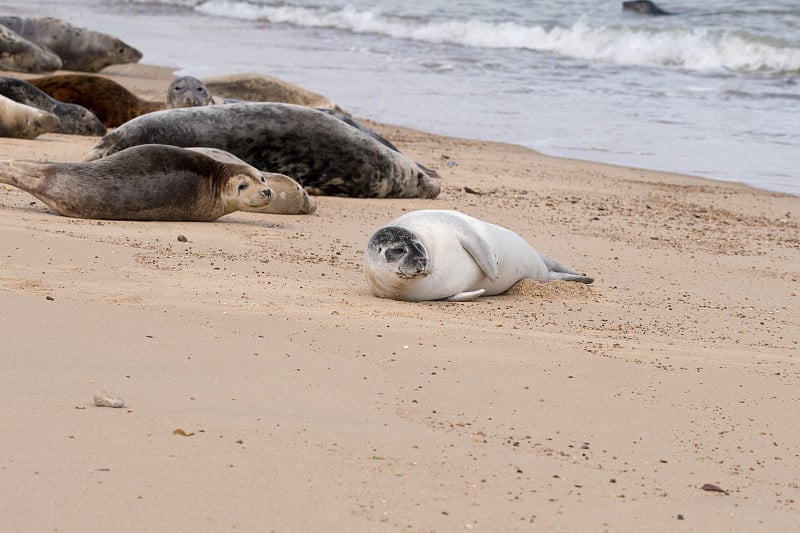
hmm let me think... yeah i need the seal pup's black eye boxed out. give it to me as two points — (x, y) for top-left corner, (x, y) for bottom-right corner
(385, 247), (406, 261)
(238, 183), (249, 192)
(259, 175), (267, 183)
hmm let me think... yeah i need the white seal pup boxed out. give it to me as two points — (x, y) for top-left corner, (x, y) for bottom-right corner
(0, 16), (142, 72)
(364, 210), (594, 301)
(83, 103), (440, 199)
(0, 94), (60, 139)
(0, 23), (62, 73)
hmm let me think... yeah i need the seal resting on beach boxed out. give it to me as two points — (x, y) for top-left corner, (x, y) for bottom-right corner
(187, 147), (316, 215)
(0, 76), (106, 136)
(0, 94), (60, 139)
(166, 76), (216, 109)
(83, 103), (441, 199)
(0, 144), (274, 221)
(0, 16), (142, 72)
(29, 74), (165, 127)
(0, 23), (62, 73)
(622, 1), (672, 15)
(364, 210), (594, 301)
(202, 72), (343, 112)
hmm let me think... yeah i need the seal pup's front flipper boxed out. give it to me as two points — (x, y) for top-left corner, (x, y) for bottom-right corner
(539, 252), (594, 284)
(445, 289), (486, 302)
(455, 221), (499, 281)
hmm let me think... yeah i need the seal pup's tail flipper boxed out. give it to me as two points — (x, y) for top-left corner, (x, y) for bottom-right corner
(539, 252), (595, 284)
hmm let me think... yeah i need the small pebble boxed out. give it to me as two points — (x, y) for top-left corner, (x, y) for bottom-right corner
(93, 389), (125, 408)
(177, 234), (188, 242)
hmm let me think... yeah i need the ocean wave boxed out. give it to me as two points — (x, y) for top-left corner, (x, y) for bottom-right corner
(161, 0), (800, 74)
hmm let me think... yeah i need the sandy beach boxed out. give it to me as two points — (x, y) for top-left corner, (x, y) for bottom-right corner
(1, 63), (799, 531)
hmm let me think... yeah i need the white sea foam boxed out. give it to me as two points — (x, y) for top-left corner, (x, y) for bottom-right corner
(188, 1), (800, 74)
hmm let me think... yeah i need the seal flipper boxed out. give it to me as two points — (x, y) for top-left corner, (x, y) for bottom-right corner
(539, 252), (594, 284)
(456, 223), (499, 281)
(445, 289), (486, 302)
(0, 160), (43, 188)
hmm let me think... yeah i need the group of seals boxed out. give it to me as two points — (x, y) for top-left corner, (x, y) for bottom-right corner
(0, 144), (273, 221)
(365, 210), (593, 301)
(0, 23), (62, 73)
(0, 77), (106, 136)
(84, 103), (441, 199)
(0, 16), (142, 72)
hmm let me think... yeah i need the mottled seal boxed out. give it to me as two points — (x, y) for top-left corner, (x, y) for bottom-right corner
(0, 16), (142, 72)
(0, 77), (106, 136)
(0, 144), (274, 221)
(0, 23), (62, 73)
(202, 72), (343, 112)
(83, 103), (441, 199)
(622, 1), (672, 15)
(169, 75), (399, 153)
(29, 74), (165, 127)
(187, 147), (316, 215)
(365, 210), (594, 301)
(166, 76), (215, 109)
(0, 94), (60, 139)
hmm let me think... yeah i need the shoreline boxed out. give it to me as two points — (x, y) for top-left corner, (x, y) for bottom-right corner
(1, 63), (799, 531)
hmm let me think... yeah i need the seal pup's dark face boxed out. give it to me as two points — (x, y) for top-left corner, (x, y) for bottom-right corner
(166, 76), (214, 109)
(367, 226), (428, 279)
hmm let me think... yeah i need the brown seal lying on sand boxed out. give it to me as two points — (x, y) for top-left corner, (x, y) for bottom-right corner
(29, 74), (165, 127)
(0, 144), (274, 221)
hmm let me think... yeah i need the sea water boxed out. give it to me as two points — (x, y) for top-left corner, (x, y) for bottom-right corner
(5, 0), (800, 195)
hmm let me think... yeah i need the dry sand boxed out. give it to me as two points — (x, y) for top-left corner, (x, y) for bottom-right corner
(1, 64), (798, 532)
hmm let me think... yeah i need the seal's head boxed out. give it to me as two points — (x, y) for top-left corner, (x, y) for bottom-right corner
(167, 76), (214, 108)
(365, 226), (429, 298)
(222, 167), (274, 211)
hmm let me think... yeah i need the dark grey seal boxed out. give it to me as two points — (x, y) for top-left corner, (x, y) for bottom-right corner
(0, 76), (107, 136)
(0, 23), (62, 73)
(0, 16), (142, 72)
(0, 144), (274, 221)
(83, 103), (441, 199)
(622, 1), (672, 15)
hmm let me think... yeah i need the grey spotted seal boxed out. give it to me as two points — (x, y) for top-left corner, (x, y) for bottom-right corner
(187, 147), (316, 215)
(83, 103), (441, 199)
(0, 77), (106, 136)
(622, 1), (672, 15)
(166, 76), (216, 109)
(29, 74), (165, 127)
(0, 23), (62, 73)
(0, 16), (142, 72)
(0, 94), (60, 139)
(365, 210), (594, 301)
(167, 76), (400, 153)
(0, 144), (274, 221)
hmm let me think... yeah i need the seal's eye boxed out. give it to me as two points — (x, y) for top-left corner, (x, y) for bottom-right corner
(238, 183), (249, 193)
(385, 247), (406, 261)
(259, 175), (266, 183)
